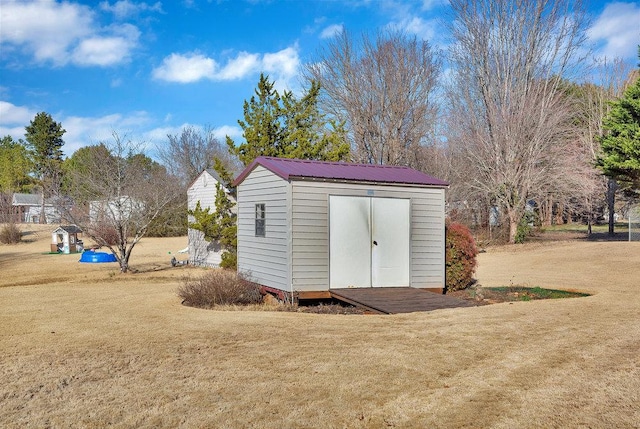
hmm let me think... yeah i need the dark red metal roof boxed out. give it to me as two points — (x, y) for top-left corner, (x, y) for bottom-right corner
(232, 156), (449, 187)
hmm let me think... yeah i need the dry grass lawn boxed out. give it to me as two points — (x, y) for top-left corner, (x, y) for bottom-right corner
(1, 225), (639, 428)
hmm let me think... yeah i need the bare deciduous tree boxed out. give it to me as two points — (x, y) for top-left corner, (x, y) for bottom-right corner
(305, 29), (442, 167)
(62, 132), (183, 273)
(445, 0), (589, 243)
(157, 126), (238, 186)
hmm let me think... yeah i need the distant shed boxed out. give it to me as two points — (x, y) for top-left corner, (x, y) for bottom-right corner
(187, 169), (236, 267)
(232, 156), (449, 298)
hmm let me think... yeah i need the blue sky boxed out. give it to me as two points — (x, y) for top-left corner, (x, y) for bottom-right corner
(1, 0), (639, 158)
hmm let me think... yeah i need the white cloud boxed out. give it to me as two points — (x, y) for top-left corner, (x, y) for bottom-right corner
(216, 52), (260, 80)
(0, 101), (37, 126)
(143, 123), (241, 144)
(0, 0), (139, 67)
(0, 100), (240, 159)
(386, 16), (438, 41)
(61, 111), (152, 154)
(262, 46), (300, 88)
(99, 1), (163, 19)
(152, 46), (300, 87)
(320, 24), (344, 39)
(588, 2), (640, 60)
(152, 53), (217, 83)
(212, 125), (242, 140)
(72, 24), (140, 66)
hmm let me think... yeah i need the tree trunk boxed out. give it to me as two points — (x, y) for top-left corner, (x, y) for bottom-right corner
(508, 210), (519, 244)
(555, 202), (564, 226)
(119, 252), (129, 273)
(545, 196), (553, 226)
(40, 194), (46, 224)
(607, 178), (618, 236)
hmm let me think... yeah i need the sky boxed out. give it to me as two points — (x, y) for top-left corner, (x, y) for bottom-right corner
(1, 0), (639, 159)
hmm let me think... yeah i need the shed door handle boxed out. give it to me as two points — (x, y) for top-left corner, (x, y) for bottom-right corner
(373, 240), (378, 246)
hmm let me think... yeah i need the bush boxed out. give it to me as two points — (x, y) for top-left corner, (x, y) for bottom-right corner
(445, 221), (478, 292)
(0, 223), (22, 244)
(178, 270), (261, 308)
(220, 250), (237, 270)
(514, 211), (536, 244)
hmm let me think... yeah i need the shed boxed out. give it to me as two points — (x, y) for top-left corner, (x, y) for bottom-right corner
(51, 225), (83, 254)
(187, 169), (237, 267)
(232, 156), (449, 298)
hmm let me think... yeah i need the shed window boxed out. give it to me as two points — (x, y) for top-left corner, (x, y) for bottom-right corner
(255, 204), (266, 237)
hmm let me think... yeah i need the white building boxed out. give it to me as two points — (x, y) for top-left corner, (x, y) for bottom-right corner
(187, 169), (236, 267)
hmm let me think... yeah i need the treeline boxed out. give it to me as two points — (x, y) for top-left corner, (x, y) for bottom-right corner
(3, 0), (640, 256)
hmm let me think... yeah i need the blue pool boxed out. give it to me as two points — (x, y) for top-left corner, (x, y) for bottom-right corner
(79, 250), (117, 263)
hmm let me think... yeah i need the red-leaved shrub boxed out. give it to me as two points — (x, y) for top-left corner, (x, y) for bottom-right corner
(445, 221), (478, 292)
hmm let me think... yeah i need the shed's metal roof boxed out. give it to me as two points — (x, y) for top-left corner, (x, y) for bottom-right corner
(233, 156), (449, 187)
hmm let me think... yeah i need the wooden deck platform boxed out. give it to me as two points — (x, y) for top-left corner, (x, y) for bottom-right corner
(330, 287), (477, 314)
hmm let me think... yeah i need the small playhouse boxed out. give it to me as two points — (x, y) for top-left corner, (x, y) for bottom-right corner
(51, 225), (84, 254)
(232, 156), (449, 298)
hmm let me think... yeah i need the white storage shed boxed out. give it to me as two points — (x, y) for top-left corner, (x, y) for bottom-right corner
(232, 157), (449, 298)
(187, 169), (236, 267)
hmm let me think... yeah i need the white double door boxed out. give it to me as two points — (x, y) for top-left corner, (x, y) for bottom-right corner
(329, 195), (410, 288)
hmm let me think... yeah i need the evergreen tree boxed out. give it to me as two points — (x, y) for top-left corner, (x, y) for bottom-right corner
(187, 166), (237, 268)
(63, 144), (113, 201)
(0, 136), (34, 193)
(597, 75), (640, 191)
(24, 112), (66, 222)
(227, 74), (349, 166)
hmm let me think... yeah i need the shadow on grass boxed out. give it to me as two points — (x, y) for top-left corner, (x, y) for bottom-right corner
(584, 231), (630, 242)
(0, 252), (18, 268)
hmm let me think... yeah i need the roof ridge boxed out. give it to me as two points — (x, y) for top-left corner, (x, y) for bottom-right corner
(259, 156), (412, 169)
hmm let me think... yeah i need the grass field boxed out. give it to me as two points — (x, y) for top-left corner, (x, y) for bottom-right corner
(1, 225), (639, 428)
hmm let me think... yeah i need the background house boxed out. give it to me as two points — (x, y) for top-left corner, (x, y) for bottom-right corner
(187, 169), (236, 267)
(232, 156), (449, 298)
(11, 193), (60, 224)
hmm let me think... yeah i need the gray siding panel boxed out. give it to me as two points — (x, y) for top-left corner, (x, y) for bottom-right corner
(237, 166), (290, 291)
(290, 180), (445, 291)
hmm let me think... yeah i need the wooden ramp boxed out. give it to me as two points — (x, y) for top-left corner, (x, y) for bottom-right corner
(330, 287), (477, 314)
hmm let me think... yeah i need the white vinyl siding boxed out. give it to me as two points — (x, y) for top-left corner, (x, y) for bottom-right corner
(237, 166), (290, 291)
(187, 171), (226, 267)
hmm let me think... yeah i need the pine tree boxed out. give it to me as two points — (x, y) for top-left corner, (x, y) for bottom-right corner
(597, 75), (640, 191)
(24, 112), (66, 222)
(187, 157), (238, 268)
(227, 74), (349, 166)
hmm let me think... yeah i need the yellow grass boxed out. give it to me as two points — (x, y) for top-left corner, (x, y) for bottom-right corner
(1, 225), (639, 428)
